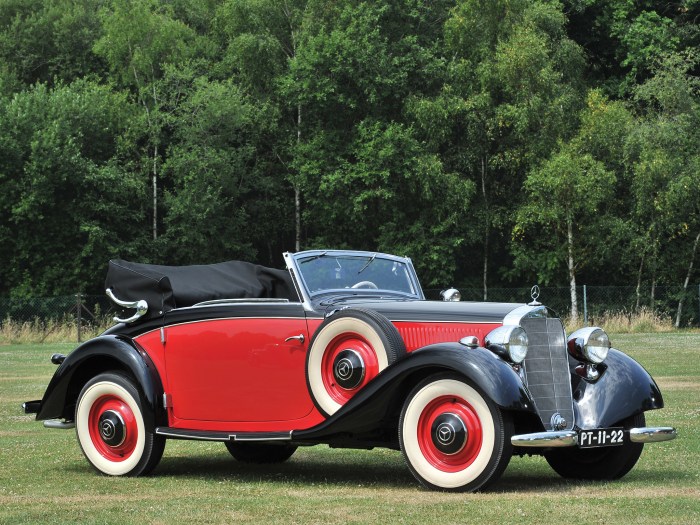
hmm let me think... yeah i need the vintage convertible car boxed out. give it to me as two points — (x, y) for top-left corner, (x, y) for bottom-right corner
(23, 250), (676, 492)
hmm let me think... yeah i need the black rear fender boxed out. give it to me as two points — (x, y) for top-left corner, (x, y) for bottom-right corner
(36, 335), (165, 430)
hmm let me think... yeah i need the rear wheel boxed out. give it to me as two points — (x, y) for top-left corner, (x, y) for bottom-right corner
(545, 413), (645, 480)
(75, 372), (164, 476)
(225, 442), (297, 463)
(399, 374), (512, 492)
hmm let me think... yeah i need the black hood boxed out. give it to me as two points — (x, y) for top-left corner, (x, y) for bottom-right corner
(316, 297), (525, 324)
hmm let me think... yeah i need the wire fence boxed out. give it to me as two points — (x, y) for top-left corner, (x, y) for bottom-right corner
(426, 284), (700, 327)
(0, 294), (115, 343)
(1, 284), (698, 343)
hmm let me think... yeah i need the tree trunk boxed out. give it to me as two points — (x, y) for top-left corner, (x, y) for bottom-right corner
(295, 103), (301, 252)
(567, 218), (578, 321)
(481, 156), (488, 301)
(675, 230), (700, 328)
(635, 251), (644, 311)
(152, 144), (158, 240)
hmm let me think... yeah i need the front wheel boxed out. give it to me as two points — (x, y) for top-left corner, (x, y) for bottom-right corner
(545, 413), (645, 480)
(399, 374), (512, 492)
(75, 372), (164, 476)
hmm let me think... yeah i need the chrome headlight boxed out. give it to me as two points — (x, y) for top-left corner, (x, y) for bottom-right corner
(567, 327), (610, 364)
(485, 325), (529, 364)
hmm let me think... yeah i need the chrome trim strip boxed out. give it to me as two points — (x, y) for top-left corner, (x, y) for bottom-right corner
(193, 298), (291, 306)
(155, 429), (229, 441)
(511, 431), (578, 447)
(503, 305), (548, 326)
(392, 319), (505, 325)
(135, 316), (309, 340)
(106, 288), (148, 323)
(155, 429), (294, 442)
(43, 419), (75, 430)
(284, 251), (314, 311)
(629, 427), (677, 443)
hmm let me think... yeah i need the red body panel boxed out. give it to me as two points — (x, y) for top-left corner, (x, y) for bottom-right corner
(395, 321), (502, 352)
(163, 318), (315, 423)
(134, 316), (501, 433)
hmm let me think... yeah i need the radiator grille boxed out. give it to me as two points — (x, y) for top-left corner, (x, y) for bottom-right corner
(520, 317), (574, 431)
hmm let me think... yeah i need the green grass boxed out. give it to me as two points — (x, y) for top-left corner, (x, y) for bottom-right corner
(1, 334), (698, 524)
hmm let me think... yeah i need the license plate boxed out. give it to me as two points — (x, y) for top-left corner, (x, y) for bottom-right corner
(578, 427), (624, 448)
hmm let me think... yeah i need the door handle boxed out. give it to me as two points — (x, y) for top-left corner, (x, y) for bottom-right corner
(285, 334), (305, 344)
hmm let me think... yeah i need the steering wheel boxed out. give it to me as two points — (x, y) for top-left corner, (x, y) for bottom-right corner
(351, 281), (378, 289)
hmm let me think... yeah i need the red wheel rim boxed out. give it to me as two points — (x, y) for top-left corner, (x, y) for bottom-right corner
(87, 394), (138, 462)
(417, 395), (483, 472)
(320, 332), (379, 404)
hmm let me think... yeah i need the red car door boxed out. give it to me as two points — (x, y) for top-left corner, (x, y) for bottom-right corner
(163, 303), (314, 424)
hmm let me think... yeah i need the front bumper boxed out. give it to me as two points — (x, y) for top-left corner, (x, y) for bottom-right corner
(512, 427), (677, 447)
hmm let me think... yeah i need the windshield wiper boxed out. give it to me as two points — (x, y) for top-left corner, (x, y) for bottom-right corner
(357, 253), (377, 274)
(300, 251), (327, 264)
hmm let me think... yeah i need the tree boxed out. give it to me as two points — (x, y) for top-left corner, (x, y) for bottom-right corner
(278, 0), (471, 282)
(628, 51), (700, 325)
(0, 0), (106, 87)
(513, 147), (615, 320)
(94, 0), (198, 240)
(0, 80), (146, 296)
(216, 0), (314, 251)
(160, 71), (284, 264)
(411, 0), (586, 295)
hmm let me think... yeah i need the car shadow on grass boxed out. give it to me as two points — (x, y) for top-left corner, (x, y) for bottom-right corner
(61, 449), (669, 493)
(152, 452), (417, 489)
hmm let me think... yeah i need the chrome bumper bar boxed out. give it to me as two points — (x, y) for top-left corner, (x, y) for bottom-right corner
(629, 427), (677, 443)
(512, 431), (578, 447)
(512, 427), (677, 448)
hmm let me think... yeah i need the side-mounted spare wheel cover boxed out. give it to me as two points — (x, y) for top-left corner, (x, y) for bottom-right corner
(306, 308), (407, 416)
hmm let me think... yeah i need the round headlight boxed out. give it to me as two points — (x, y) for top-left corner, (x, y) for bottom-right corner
(567, 327), (610, 364)
(485, 325), (529, 364)
(508, 328), (529, 364)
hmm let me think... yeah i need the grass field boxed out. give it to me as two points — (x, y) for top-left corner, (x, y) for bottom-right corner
(1, 333), (698, 524)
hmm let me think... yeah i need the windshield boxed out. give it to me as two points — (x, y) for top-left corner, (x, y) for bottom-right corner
(294, 252), (421, 298)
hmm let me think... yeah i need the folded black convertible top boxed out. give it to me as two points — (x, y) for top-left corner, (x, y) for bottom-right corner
(105, 259), (298, 320)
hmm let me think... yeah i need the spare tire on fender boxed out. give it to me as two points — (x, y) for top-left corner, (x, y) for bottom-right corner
(306, 308), (407, 416)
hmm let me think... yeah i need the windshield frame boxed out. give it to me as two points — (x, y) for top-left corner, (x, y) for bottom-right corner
(284, 250), (425, 308)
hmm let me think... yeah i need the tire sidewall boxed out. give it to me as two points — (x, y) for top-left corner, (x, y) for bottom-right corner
(75, 373), (147, 476)
(400, 375), (508, 491)
(306, 309), (400, 416)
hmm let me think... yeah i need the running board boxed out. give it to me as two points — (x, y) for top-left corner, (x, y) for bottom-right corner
(155, 427), (293, 442)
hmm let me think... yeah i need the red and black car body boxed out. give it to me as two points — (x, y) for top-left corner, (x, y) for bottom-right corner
(24, 250), (676, 491)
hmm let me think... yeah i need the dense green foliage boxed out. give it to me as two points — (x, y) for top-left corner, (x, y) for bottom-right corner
(0, 1), (698, 321)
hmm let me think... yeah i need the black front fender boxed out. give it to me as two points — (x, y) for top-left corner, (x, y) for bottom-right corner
(572, 348), (664, 429)
(35, 335), (164, 431)
(295, 343), (536, 442)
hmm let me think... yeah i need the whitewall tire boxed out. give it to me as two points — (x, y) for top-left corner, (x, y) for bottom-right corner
(306, 308), (406, 416)
(399, 374), (512, 491)
(75, 372), (164, 476)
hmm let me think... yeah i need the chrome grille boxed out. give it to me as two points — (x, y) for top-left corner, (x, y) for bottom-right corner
(520, 317), (574, 431)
